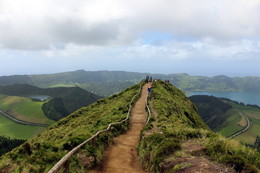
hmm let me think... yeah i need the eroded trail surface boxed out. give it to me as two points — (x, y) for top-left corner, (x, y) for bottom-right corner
(89, 84), (149, 173)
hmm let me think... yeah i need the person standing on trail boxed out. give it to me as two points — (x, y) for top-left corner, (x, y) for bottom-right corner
(146, 75), (149, 83)
(149, 76), (153, 82)
(147, 86), (152, 96)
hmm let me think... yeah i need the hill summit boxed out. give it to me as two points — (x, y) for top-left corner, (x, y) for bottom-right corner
(0, 80), (259, 172)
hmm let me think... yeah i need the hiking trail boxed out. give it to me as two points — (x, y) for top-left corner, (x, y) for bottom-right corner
(89, 83), (149, 173)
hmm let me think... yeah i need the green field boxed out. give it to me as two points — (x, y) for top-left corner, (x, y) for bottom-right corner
(234, 117), (260, 144)
(0, 114), (46, 139)
(0, 94), (53, 139)
(218, 101), (260, 145)
(217, 109), (244, 137)
(0, 94), (54, 124)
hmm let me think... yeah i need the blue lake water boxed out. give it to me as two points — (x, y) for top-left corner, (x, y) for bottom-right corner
(28, 95), (50, 101)
(188, 91), (260, 106)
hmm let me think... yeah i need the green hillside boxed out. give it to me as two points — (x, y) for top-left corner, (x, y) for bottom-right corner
(0, 84), (100, 121)
(0, 94), (52, 139)
(0, 82), (142, 172)
(0, 94), (52, 124)
(189, 95), (232, 130)
(0, 81), (259, 173)
(138, 80), (259, 172)
(190, 95), (260, 146)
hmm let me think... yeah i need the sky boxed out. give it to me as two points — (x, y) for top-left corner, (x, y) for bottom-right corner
(0, 0), (259, 77)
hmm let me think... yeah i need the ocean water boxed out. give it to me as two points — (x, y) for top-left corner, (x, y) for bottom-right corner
(188, 91), (260, 106)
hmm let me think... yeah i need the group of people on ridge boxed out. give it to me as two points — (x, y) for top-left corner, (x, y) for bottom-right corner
(145, 75), (153, 83)
(146, 75), (153, 95)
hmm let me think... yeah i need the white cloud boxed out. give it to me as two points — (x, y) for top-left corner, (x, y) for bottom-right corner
(0, 0), (259, 50)
(42, 39), (260, 62)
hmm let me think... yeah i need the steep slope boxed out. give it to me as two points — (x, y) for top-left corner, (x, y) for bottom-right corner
(0, 82), (142, 172)
(189, 95), (232, 130)
(41, 87), (101, 120)
(138, 80), (259, 172)
(190, 95), (260, 146)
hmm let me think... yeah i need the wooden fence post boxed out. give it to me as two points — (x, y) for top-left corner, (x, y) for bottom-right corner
(63, 160), (70, 173)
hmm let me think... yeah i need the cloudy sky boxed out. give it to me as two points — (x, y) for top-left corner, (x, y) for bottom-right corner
(0, 0), (259, 76)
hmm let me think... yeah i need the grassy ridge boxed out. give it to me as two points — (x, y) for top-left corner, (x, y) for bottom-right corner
(138, 80), (259, 172)
(0, 82), (142, 172)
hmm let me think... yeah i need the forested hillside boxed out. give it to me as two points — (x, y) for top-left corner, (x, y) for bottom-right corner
(0, 136), (25, 157)
(0, 84), (100, 121)
(189, 95), (232, 130)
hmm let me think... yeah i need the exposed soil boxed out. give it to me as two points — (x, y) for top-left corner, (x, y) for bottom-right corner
(0, 164), (15, 173)
(161, 140), (236, 173)
(238, 114), (247, 127)
(161, 156), (236, 173)
(89, 84), (149, 173)
(181, 139), (204, 156)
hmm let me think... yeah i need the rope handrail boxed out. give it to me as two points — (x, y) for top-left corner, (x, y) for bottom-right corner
(48, 81), (144, 173)
(145, 97), (151, 125)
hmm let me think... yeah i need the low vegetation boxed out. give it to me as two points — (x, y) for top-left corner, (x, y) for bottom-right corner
(138, 80), (259, 172)
(0, 82), (143, 172)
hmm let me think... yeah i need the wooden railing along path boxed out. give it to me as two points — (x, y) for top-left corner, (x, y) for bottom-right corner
(48, 81), (151, 173)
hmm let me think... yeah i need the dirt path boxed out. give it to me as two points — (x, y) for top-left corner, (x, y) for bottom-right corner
(89, 84), (149, 173)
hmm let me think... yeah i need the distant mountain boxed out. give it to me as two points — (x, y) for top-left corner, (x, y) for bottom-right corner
(0, 84), (100, 121)
(1, 70), (260, 96)
(168, 74), (260, 92)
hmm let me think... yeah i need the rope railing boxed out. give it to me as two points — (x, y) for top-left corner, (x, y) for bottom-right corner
(47, 81), (144, 173)
(145, 97), (151, 125)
